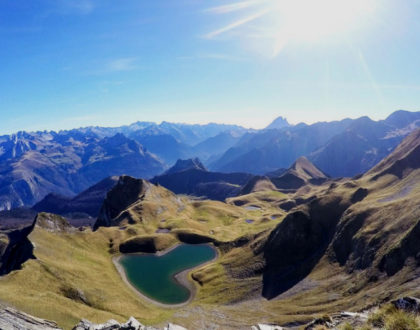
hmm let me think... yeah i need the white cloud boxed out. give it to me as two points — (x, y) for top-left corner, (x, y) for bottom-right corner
(105, 58), (138, 72)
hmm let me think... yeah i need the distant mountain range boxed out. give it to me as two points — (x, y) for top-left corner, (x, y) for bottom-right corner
(210, 110), (420, 177)
(0, 110), (419, 211)
(0, 132), (164, 211)
(0, 122), (248, 211)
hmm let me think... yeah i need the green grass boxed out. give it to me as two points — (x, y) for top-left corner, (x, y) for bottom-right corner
(2, 169), (420, 329)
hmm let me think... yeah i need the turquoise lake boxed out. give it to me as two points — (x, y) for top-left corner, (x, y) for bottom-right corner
(119, 244), (216, 305)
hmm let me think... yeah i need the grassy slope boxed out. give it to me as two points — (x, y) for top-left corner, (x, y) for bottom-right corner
(1, 166), (420, 329)
(0, 188), (287, 329)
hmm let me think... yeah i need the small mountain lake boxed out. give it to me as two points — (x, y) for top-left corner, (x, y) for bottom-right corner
(117, 244), (216, 305)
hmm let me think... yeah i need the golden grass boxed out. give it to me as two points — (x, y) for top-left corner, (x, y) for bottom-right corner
(0, 227), (174, 329)
(1, 169), (420, 329)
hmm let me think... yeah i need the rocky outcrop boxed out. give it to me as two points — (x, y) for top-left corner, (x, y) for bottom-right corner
(392, 296), (420, 313)
(73, 318), (187, 330)
(94, 176), (151, 230)
(304, 312), (369, 330)
(0, 307), (61, 330)
(35, 212), (75, 233)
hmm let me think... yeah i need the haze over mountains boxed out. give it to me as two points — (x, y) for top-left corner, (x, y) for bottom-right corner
(1, 123), (420, 328)
(211, 110), (420, 176)
(0, 110), (419, 211)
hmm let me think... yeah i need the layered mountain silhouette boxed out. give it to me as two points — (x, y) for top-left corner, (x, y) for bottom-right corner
(0, 132), (164, 211)
(211, 110), (420, 177)
(1, 111), (419, 211)
(33, 176), (119, 218)
(240, 156), (328, 194)
(270, 156), (329, 190)
(163, 158), (207, 175)
(0, 122), (247, 210)
(151, 158), (253, 201)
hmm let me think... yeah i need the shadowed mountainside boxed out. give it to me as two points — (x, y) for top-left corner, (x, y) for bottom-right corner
(0, 132), (165, 211)
(240, 157), (328, 195)
(0, 122), (248, 211)
(33, 176), (119, 218)
(226, 129), (420, 301)
(151, 158), (254, 201)
(211, 110), (420, 177)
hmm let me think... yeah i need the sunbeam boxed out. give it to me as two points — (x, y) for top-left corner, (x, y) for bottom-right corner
(205, 0), (379, 56)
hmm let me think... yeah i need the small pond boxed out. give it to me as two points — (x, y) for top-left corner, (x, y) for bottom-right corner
(118, 244), (216, 305)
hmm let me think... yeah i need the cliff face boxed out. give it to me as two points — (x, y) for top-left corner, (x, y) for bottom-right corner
(0, 218), (36, 275)
(0, 212), (74, 275)
(94, 176), (152, 230)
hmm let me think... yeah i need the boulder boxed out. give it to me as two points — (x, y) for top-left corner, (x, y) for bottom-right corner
(392, 296), (420, 313)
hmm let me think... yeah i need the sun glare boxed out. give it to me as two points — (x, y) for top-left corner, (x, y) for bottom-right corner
(270, 0), (377, 42)
(206, 0), (378, 56)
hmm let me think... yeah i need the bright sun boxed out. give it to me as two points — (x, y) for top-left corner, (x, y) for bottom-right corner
(206, 0), (378, 56)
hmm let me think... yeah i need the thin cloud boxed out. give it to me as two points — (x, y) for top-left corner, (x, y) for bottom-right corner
(43, 0), (95, 16)
(105, 57), (138, 72)
(204, 0), (263, 14)
(204, 9), (269, 39)
(177, 53), (248, 62)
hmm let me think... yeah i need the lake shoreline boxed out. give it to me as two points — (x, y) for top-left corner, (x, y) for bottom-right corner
(112, 243), (219, 308)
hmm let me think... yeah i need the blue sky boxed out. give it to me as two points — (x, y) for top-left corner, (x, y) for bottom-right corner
(0, 0), (420, 133)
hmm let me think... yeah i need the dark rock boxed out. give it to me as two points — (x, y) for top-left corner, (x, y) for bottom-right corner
(0, 218), (36, 275)
(392, 296), (420, 313)
(94, 176), (150, 230)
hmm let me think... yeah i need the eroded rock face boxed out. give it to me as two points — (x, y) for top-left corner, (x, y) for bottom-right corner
(72, 317), (187, 330)
(94, 176), (151, 230)
(0, 307), (61, 330)
(36, 212), (75, 233)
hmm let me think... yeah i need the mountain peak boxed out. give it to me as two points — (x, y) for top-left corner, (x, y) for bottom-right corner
(290, 156), (328, 180)
(384, 110), (420, 128)
(367, 128), (420, 179)
(270, 156), (328, 190)
(164, 158), (207, 175)
(266, 116), (290, 130)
